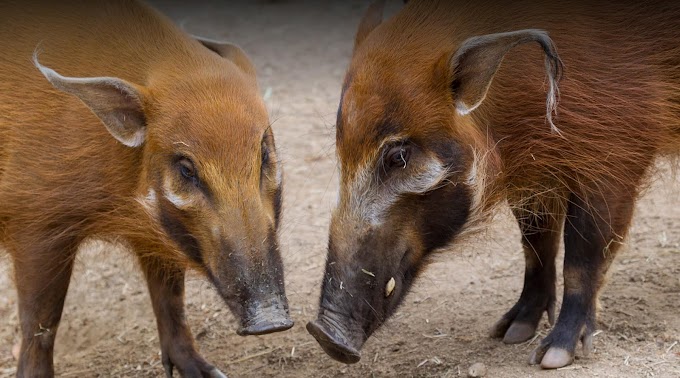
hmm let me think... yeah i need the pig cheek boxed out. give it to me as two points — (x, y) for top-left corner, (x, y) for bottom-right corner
(210, 240), (247, 300)
(158, 202), (206, 267)
(381, 279), (404, 321)
(416, 183), (473, 252)
(195, 224), (223, 275)
(382, 249), (420, 318)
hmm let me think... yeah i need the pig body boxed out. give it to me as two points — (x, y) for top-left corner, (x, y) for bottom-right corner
(308, 0), (680, 369)
(0, 1), (292, 376)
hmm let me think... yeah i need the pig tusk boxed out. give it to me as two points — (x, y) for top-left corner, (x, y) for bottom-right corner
(385, 277), (396, 297)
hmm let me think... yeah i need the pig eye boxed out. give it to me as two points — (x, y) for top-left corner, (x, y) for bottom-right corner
(178, 158), (198, 184)
(385, 144), (411, 170)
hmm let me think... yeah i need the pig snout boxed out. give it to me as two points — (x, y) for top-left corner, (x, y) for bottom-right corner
(237, 295), (294, 336)
(306, 307), (364, 364)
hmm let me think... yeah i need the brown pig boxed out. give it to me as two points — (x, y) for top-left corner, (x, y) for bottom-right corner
(307, 0), (680, 369)
(0, 0), (292, 376)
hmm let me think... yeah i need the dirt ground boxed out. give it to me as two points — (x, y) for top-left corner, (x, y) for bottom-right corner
(1, 1), (679, 377)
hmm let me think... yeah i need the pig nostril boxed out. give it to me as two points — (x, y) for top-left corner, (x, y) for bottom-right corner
(238, 316), (294, 336)
(306, 320), (361, 364)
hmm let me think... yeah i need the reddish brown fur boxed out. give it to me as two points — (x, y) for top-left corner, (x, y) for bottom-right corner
(0, 1), (290, 376)
(309, 0), (680, 370)
(346, 0), (680, 216)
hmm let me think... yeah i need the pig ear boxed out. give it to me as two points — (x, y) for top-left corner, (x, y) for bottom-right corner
(33, 54), (148, 147)
(450, 29), (563, 132)
(195, 36), (257, 78)
(354, 0), (386, 52)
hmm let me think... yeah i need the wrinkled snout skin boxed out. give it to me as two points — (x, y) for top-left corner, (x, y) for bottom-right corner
(308, 177), (473, 363)
(209, 226), (293, 336)
(307, 222), (410, 363)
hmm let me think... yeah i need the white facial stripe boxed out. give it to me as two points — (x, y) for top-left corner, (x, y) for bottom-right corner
(212, 225), (221, 239)
(396, 162), (447, 194)
(345, 134), (412, 209)
(163, 177), (191, 208)
(164, 191), (189, 208)
(346, 156), (447, 226)
(145, 188), (157, 204)
(136, 188), (158, 213)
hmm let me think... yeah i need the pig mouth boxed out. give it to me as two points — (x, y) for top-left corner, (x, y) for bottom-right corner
(236, 298), (294, 336)
(238, 315), (294, 336)
(235, 296), (294, 336)
(208, 271), (294, 336)
(306, 308), (364, 364)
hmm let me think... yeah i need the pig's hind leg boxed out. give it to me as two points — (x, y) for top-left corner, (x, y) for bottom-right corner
(529, 190), (635, 369)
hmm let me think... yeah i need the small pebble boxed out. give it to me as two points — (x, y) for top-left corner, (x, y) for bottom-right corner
(468, 362), (487, 377)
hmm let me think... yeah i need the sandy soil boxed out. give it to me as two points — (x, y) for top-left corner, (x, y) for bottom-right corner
(1, 1), (678, 377)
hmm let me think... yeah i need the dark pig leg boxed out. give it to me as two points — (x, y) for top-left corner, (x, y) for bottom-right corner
(14, 238), (78, 378)
(491, 197), (566, 343)
(140, 256), (226, 378)
(529, 191), (634, 369)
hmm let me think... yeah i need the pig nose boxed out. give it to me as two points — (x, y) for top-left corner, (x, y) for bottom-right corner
(238, 317), (294, 336)
(237, 297), (294, 336)
(306, 317), (361, 364)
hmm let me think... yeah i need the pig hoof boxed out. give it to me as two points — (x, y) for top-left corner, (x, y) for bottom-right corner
(581, 331), (594, 357)
(490, 317), (537, 343)
(527, 335), (574, 369)
(306, 321), (361, 364)
(502, 322), (536, 344)
(491, 295), (555, 343)
(162, 358), (174, 378)
(539, 347), (573, 369)
(209, 368), (228, 378)
(12, 341), (20, 360)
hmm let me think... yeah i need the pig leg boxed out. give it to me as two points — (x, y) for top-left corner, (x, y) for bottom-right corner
(529, 191), (634, 369)
(491, 199), (565, 343)
(13, 239), (78, 377)
(140, 256), (226, 378)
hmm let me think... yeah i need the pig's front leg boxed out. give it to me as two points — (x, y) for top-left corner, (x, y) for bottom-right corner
(140, 256), (226, 378)
(491, 197), (565, 344)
